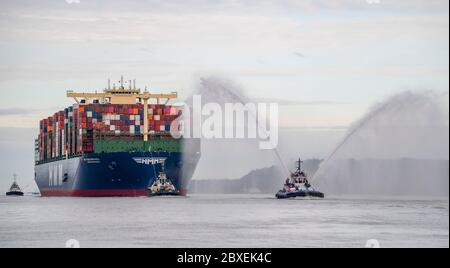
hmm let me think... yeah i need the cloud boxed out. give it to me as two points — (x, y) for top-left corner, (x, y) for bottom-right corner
(0, 0), (447, 129)
(4, 7), (446, 53)
(281, 126), (349, 131)
(0, 108), (37, 116)
(138, 47), (153, 54)
(0, 107), (57, 116)
(255, 98), (350, 106)
(0, 1), (448, 20)
(17, 0), (446, 14)
(293, 52), (305, 58)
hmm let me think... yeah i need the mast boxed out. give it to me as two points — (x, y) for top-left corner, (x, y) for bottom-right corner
(10, 174), (21, 191)
(161, 160), (166, 173)
(296, 158), (303, 173)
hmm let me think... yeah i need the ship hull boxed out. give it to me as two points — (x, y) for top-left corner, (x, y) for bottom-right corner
(6, 192), (24, 196)
(275, 189), (325, 199)
(35, 151), (199, 197)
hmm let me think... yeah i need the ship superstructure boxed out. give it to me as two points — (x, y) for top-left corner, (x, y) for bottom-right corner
(6, 174), (24, 196)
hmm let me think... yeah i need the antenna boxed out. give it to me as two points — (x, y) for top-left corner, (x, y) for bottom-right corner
(108, 78), (111, 90)
(129, 80), (132, 90)
(120, 75), (124, 89)
(13, 173), (17, 183)
(297, 158), (303, 172)
(133, 79), (136, 89)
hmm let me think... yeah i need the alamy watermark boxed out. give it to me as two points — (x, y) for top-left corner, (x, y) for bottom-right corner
(169, 95), (279, 150)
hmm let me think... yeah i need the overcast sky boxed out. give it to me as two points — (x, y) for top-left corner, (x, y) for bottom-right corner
(0, 0), (448, 128)
(0, 0), (448, 191)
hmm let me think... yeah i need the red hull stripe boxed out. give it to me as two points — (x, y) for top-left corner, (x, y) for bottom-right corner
(40, 189), (148, 197)
(179, 189), (188, 196)
(39, 189), (189, 197)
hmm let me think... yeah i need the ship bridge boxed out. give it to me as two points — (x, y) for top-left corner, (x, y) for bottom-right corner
(66, 76), (178, 141)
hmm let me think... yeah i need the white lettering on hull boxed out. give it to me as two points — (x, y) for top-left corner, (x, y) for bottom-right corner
(48, 163), (64, 187)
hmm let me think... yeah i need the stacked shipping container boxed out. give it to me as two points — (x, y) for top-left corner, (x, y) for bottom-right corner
(36, 104), (181, 162)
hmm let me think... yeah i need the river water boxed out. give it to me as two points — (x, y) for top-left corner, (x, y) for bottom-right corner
(0, 194), (448, 248)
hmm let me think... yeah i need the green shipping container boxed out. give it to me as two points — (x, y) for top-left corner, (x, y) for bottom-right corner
(94, 139), (182, 153)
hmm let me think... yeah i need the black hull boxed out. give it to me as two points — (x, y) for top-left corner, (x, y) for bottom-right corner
(148, 190), (181, 197)
(276, 190), (324, 199)
(6, 192), (24, 196)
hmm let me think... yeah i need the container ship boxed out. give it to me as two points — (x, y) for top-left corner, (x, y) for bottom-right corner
(34, 77), (200, 197)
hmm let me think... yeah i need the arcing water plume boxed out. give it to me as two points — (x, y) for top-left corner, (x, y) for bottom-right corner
(313, 91), (449, 197)
(196, 77), (250, 104)
(184, 76), (289, 181)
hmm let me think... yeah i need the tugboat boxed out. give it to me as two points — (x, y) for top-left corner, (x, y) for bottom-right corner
(6, 174), (24, 196)
(148, 164), (180, 197)
(275, 159), (324, 199)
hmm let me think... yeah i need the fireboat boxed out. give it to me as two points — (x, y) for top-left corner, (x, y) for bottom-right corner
(6, 174), (24, 196)
(148, 163), (180, 197)
(275, 159), (324, 199)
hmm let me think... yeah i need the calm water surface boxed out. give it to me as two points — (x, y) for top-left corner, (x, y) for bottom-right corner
(0, 194), (448, 248)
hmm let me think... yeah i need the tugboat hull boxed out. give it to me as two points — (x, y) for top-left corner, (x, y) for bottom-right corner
(148, 190), (181, 197)
(275, 190), (324, 199)
(6, 192), (24, 196)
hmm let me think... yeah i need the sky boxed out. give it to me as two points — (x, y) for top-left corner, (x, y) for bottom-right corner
(0, 0), (448, 191)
